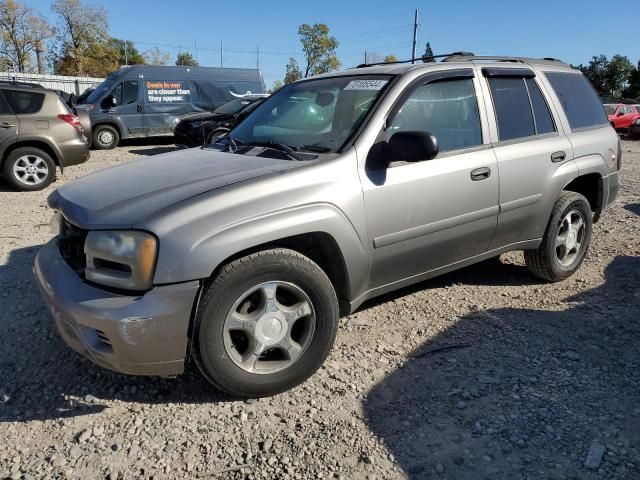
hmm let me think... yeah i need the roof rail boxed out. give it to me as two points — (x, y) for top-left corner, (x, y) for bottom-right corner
(0, 79), (44, 89)
(356, 51), (475, 68)
(441, 54), (570, 67)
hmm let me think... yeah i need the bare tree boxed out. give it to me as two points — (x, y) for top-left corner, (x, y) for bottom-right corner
(142, 47), (171, 66)
(51, 0), (109, 75)
(0, 0), (54, 73)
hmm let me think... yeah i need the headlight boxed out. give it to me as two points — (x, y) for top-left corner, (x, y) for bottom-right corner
(84, 230), (157, 291)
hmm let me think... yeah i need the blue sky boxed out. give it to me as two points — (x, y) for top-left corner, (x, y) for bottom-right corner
(26, 0), (639, 87)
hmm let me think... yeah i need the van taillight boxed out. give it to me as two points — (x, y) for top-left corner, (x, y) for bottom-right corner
(58, 114), (83, 134)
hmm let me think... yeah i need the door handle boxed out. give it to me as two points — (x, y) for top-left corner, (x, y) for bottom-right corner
(470, 167), (491, 181)
(0, 122), (15, 128)
(137, 105), (143, 113)
(551, 151), (566, 162)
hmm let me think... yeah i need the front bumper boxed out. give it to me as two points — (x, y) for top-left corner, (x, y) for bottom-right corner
(34, 239), (200, 376)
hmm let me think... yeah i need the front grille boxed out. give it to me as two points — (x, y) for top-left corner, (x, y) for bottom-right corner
(58, 218), (87, 273)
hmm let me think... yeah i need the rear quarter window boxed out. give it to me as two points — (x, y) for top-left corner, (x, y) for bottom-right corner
(544, 72), (607, 130)
(3, 89), (45, 114)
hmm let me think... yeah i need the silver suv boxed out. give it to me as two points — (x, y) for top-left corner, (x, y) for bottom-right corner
(0, 82), (90, 191)
(35, 54), (620, 397)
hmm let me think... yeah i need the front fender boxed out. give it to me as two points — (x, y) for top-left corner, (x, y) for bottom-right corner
(153, 202), (370, 301)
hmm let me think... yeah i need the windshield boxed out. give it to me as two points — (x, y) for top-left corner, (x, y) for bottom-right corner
(214, 98), (257, 115)
(604, 105), (617, 115)
(84, 77), (117, 104)
(230, 75), (392, 153)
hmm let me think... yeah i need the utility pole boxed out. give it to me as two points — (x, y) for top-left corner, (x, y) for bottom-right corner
(124, 42), (128, 65)
(364, 50), (367, 65)
(257, 45), (260, 69)
(220, 41), (223, 68)
(411, 9), (418, 64)
(194, 40), (198, 63)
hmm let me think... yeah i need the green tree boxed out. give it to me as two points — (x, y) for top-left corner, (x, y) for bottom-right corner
(269, 79), (283, 93)
(298, 23), (340, 77)
(384, 54), (398, 63)
(578, 54), (635, 97)
(142, 47), (171, 66)
(176, 51), (198, 67)
(422, 42), (435, 63)
(111, 38), (144, 65)
(284, 57), (302, 84)
(605, 55), (634, 98)
(0, 0), (54, 73)
(624, 61), (640, 100)
(50, 0), (110, 76)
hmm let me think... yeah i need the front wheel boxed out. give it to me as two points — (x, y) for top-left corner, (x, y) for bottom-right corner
(524, 191), (593, 281)
(92, 125), (119, 150)
(193, 249), (339, 397)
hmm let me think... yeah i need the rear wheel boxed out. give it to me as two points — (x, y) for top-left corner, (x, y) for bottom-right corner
(193, 249), (339, 397)
(3, 147), (56, 191)
(92, 125), (119, 150)
(524, 191), (592, 281)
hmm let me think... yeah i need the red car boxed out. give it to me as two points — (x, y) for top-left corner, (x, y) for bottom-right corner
(605, 103), (640, 132)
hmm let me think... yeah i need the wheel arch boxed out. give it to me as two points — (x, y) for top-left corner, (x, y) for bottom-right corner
(206, 232), (352, 316)
(1, 139), (61, 168)
(562, 173), (604, 222)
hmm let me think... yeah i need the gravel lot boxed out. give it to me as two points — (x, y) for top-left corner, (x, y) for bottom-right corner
(0, 138), (639, 480)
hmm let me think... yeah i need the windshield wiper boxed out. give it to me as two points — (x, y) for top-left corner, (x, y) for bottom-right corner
(244, 140), (304, 161)
(298, 144), (332, 153)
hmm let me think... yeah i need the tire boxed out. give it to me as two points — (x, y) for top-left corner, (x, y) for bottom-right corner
(92, 125), (119, 150)
(2, 147), (56, 191)
(524, 191), (593, 282)
(193, 248), (339, 397)
(206, 128), (229, 145)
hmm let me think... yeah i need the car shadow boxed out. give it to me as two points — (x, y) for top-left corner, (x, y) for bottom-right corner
(0, 245), (234, 424)
(359, 256), (544, 313)
(624, 203), (640, 216)
(363, 255), (640, 479)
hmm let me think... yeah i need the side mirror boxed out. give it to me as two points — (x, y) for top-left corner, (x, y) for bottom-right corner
(387, 131), (439, 163)
(617, 111), (625, 117)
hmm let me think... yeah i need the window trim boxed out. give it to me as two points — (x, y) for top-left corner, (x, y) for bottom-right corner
(378, 68), (485, 164)
(524, 77), (557, 136)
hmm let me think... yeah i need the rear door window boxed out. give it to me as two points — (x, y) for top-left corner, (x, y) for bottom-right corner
(0, 91), (11, 114)
(525, 78), (556, 135)
(545, 72), (608, 130)
(122, 81), (139, 105)
(3, 89), (45, 114)
(488, 77), (535, 141)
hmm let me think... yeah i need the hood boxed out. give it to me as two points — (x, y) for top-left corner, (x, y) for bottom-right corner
(178, 111), (228, 123)
(49, 148), (301, 229)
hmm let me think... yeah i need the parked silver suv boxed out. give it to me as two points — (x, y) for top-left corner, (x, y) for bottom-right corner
(35, 54), (620, 397)
(0, 82), (90, 191)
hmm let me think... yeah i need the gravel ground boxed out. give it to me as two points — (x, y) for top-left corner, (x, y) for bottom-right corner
(0, 138), (639, 480)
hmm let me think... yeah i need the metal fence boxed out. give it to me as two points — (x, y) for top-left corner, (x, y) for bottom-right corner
(0, 72), (105, 95)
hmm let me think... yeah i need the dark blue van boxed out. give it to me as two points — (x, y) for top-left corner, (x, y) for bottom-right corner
(76, 65), (265, 149)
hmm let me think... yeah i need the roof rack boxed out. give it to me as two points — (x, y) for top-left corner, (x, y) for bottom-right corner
(356, 51), (475, 68)
(441, 54), (569, 67)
